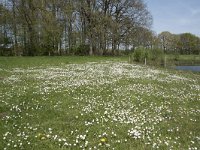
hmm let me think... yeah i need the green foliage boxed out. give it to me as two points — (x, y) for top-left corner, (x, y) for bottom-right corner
(74, 44), (90, 55)
(0, 0), (153, 56)
(131, 47), (165, 66)
(132, 46), (148, 62)
(149, 48), (164, 61)
(173, 53), (180, 61)
(178, 33), (200, 55)
(132, 49), (141, 62)
(0, 35), (13, 56)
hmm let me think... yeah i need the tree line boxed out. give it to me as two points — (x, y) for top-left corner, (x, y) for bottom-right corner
(0, 0), (199, 56)
(158, 31), (200, 55)
(0, 0), (152, 56)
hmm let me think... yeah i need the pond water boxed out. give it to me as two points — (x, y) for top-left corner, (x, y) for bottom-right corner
(175, 66), (200, 72)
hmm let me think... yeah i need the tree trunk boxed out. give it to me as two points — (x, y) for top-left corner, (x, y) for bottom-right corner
(112, 37), (117, 55)
(28, 26), (36, 56)
(12, 0), (18, 56)
(89, 37), (93, 56)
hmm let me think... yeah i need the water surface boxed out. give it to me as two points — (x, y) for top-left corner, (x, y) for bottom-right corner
(175, 66), (200, 72)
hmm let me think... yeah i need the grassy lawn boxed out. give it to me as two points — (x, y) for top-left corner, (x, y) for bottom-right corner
(0, 56), (128, 69)
(0, 56), (199, 150)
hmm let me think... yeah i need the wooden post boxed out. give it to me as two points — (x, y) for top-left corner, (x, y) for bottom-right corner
(145, 58), (147, 65)
(164, 55), (166, 67)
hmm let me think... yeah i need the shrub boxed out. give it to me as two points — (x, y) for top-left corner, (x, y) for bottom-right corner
(173, 53), (180, 61)
(148, 48), (165, 66)
(74, 44), (90, 55)
(133, 46), (148, 62)
(149, 48), (164, 61)
(131, 47), (165, 66)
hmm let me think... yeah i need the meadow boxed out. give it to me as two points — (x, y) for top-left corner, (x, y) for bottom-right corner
(0, 56), (199, 150)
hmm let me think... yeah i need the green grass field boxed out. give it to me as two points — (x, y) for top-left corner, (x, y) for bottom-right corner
(0, 56), (199, 150)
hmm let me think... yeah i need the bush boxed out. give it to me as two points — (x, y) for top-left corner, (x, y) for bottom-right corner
(132, 46), (148, 62)
(74, 44), (90, 55)
(173, 53), (180, 61)
(148, 48), (164, 66)
(131, 47), (165, 66)
(149, 48), (164, 61)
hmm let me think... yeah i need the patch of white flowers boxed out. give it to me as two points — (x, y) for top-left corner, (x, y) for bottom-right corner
(128, 128), (142, 139)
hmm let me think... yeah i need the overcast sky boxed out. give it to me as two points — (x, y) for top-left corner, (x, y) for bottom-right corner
(145, 0), (200, 37)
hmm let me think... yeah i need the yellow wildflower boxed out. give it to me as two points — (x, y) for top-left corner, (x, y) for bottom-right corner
(100, 137), (107, 144)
